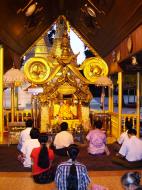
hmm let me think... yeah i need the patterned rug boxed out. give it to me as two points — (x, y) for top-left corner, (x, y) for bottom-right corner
(0, 144), (141, 172)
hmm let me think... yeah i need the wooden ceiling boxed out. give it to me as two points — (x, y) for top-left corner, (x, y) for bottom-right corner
(0, 0), (142, 72)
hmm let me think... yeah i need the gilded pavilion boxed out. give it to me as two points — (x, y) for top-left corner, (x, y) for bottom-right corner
(0, 0), (142, 142)
(0, 1), (142, 189)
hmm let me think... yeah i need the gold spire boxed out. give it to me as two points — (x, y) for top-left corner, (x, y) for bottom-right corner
(34, 35), (48, 57)
(47, 16), (75, 66)
(48, 16), (66, 58)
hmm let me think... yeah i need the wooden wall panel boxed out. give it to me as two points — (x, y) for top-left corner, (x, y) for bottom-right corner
(105, 24), (142, 66)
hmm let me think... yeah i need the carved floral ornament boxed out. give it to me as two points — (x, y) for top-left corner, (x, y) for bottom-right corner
(24, 56), (109, 84)
(24, 16), (109, 102)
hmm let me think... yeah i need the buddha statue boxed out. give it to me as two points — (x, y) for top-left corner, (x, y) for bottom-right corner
(58, 100), (74, 120)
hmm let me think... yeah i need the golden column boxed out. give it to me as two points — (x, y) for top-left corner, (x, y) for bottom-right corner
(108, 85), (114, 112)
(48, 100), (53, 125)
(32, 94), (38, 128)
(108, 76), (114, 112)
(77, 100), (82, 121)
(118, 72), (122, 137)
(11, 85), (15, 122)
(136, 72), (140, 137)
(0, 45), (4, 142)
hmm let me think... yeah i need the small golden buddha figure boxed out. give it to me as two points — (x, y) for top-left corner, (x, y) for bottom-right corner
(58, 100), (74, 120)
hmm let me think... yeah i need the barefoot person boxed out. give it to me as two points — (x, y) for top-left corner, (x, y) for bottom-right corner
(86, 120), (110, 156)
(53, 122), (74, 156)
(55, 144), (90, 190)
(31, 133), (55, 184)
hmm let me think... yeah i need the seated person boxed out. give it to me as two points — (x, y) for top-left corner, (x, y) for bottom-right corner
(20, 128), (40, 168)
(121, 171), (142, 190)
(17, 119), (33, 151)
(118, 121), (133, 145)
(31, 133), (55, 184)
(53, 122), (74, 156)
(112, 128), (142, 168)
(86, 120), (110, 155)
(112, 121), (133, 152)
(55, 144), (90, 190)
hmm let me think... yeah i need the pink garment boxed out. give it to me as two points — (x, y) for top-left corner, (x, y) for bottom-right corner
(86, 129), (106, 155)
(91, 184), (108, 190)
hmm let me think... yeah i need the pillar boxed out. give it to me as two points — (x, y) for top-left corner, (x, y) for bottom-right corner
(101, 86), (105, 111)
(11, 86), (15, 122)
(136, 72), (140, 137)
(0, 45), (4, 142)
(77, 100), (82, 121)
(118, 72), (122, 137)
(108, 85), (114, 112)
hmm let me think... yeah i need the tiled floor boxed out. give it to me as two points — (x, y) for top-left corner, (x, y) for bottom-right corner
(0, 171), (132, 190)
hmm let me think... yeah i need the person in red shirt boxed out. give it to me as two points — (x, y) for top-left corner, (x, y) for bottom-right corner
(31, 133), (55, 184)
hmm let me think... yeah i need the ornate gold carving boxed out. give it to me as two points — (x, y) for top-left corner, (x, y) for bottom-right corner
(82, 57), (108, 82)
(24, 57), (50, 84)
(62, 16), (99, 57)
(58, 82), (76, 95)
(24, 16), (106, 104)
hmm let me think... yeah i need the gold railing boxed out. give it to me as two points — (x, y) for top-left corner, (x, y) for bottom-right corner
(110, 112), (137, 138)
(3, 109), (138, 138)
(90, 111), (138, 138)
(4, 110), (32, 130)
(121, 114), (137, 129)
(110, 112), (119, 138)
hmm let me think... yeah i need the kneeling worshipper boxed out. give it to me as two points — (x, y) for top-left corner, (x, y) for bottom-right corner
(17, 119), (33, 151)
(55, 144), (90, 190)
(31, 133), (55, 184)
(19, 128), (40, 168)
(53, 122), (74, 156)
(86, 120), (110, 156)
(112, 128), (142, 168)
(112, 120), (133, 152)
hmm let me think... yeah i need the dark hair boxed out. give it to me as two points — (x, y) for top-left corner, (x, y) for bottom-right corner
(128, 128), (137, 136)
(125, 117), (133, 130)
(37, 133), (49, 169)
(121, 172), (141, 188)
(67, 144), (79, 190)
(126, 122), (133, 130)
(60, 122), (68, 131)
(95, 120), (102, 129)
(26, 119), (33, 128)
(30, 128), (39, 139)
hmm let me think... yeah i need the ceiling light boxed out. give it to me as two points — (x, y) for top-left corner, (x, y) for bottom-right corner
(84, 4), (96, 17)
(87, 7), (96, 17)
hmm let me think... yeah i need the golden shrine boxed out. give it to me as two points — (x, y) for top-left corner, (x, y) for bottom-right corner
(24, 16), (109, 132)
